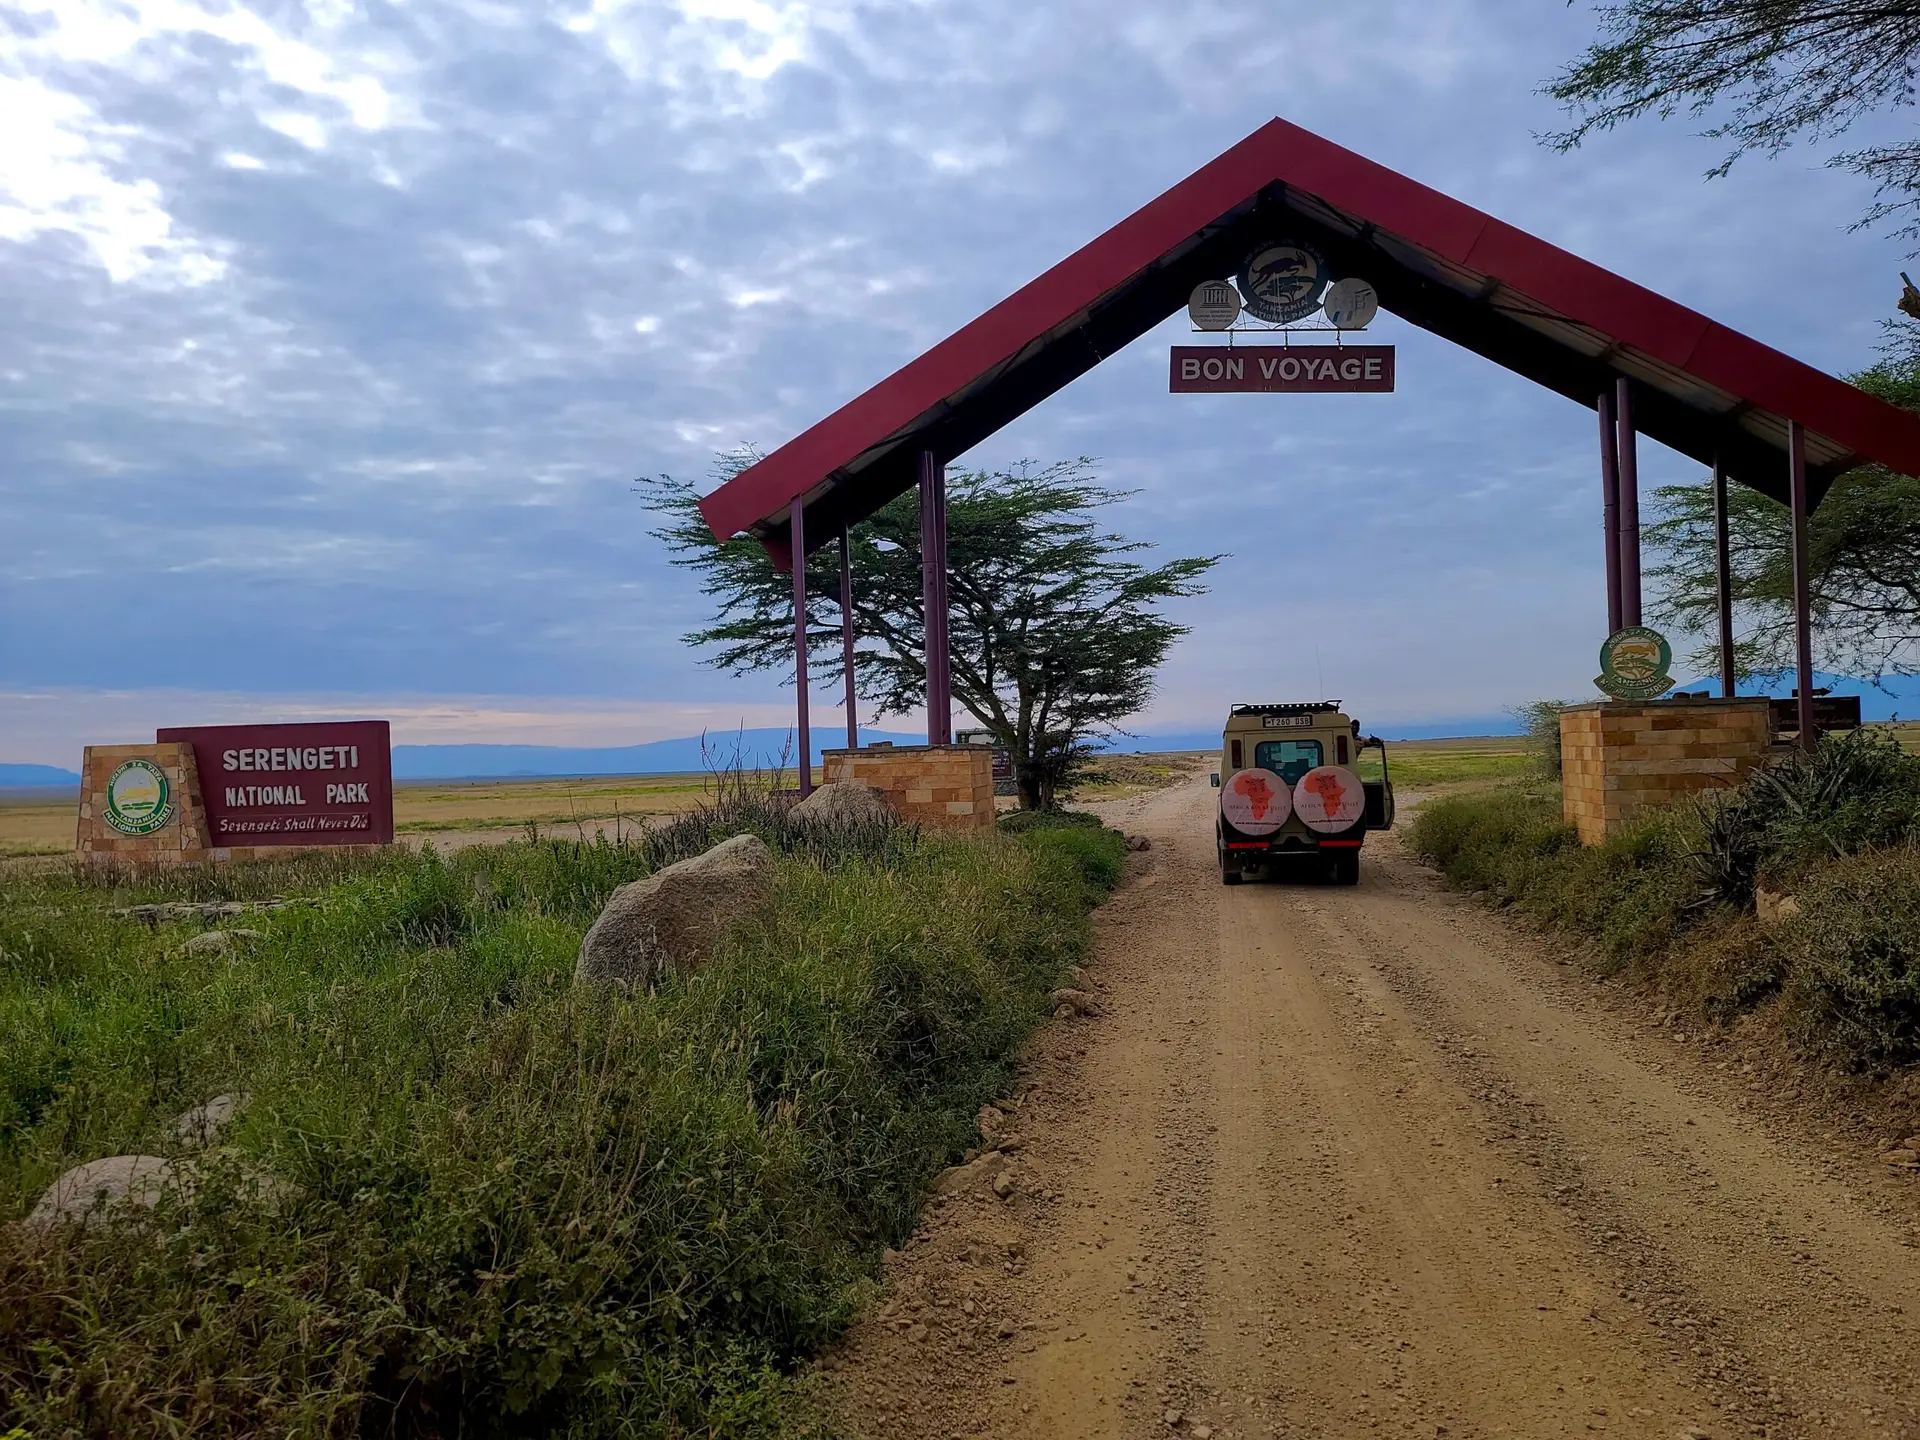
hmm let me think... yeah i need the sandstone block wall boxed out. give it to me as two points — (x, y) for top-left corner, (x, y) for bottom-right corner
(76, 743), (213, 864)
(1560, 698), (1773, 845)
(822, 745), (996, 830)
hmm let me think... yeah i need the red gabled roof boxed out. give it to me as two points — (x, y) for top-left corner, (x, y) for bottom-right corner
(701, 116), (1920, 557)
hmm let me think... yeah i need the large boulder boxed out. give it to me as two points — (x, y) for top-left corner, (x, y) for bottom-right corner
(575, 833), (776, 988)
(23, 1155), (193, 1235)
(790, 781), (895, 829)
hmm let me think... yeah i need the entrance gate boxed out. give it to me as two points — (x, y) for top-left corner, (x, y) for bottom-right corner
(697, 117), (1920, 799)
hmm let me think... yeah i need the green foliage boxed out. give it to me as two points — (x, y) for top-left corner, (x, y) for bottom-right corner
(0, 819), (1113, 1437)
(1692, 728), (1920, 905)
(1546, 0), (1920, 241)
(1777, 851), (1920, 1069)
(639, 458), (1221, 809)
(1017, 825), (1128, 897)
(994, 808), (1103, 834)
(1644, 347), (1920, 682)
(1508, 700), (1578, 778)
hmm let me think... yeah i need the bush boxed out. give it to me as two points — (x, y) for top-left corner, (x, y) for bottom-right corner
(1018, 824), (1128, 896)
(0, 824), (1107, 1437)
(1777, 850), (1920, 1071)
(1508, 699), (1578, 778)
(995, 808), (1103, 835)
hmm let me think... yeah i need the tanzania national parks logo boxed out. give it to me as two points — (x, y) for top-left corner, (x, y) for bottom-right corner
(104, 758), (175, 836)
(1596, 626), (1676, 701)
(1236, 241), (1331, 325)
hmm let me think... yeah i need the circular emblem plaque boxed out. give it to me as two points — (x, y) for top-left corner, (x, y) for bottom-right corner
(1322, 276), (1379, 330)
(1236, 241), (1330, 325)
(1188, 279), (1242, 331)
(1596, 626), (1676, 700)
(1294, 766), (1366, 833)
(104, 758), (175, 836)
(1220, 767), (1292, 836)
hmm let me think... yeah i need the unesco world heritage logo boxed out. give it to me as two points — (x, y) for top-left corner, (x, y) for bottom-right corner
(104, 758), (176, 836)
(1236, 240), (1331, 325)
(1596, 626), (1676, 701)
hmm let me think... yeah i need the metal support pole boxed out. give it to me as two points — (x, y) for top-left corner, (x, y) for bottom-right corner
(919, 451), (951, 746)
(839, 528), (858, 752)
(1789, 421), (1816, 750)
(1598, 389), (1622, 635)
(1712, 452), (1736, 700)
(1616, 377), (1642, 628)
(933, 460), (952, 746)
(790, 497), (812, 796)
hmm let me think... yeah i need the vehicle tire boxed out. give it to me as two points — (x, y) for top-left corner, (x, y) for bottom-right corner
(1220, 855), (1242, 885)
(1331, 851), (1360, 886)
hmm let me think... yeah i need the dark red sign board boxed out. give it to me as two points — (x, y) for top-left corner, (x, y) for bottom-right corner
(155, 720), (394, 847)
(1169, 344), (1395, 393)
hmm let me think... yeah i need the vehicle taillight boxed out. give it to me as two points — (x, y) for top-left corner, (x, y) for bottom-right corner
(1231, 738), (1243, 768)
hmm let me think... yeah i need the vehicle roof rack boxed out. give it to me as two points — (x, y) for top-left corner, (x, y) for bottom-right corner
(1229, 701), (1343, 716)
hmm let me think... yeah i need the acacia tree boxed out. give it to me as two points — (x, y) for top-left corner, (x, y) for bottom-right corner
(640, 457), (1221, 809)
(1646, 355), (1920, 678)
(1547, 1), (1920, 240)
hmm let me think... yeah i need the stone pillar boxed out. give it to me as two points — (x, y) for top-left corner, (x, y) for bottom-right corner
(820, 744), (995, 830)
(1559, 697), (1773, 845)
(76, 743), (213, 864)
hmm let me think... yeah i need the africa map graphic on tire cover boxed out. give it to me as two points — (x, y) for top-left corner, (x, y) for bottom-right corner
(1220, 768), (1291, 835)
(1294, 766), (1366, 832)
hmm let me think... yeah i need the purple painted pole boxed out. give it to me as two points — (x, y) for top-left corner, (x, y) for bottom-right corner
(919, 451), (952, 746)
(1713, 452), (1736, 700)
(839, 528), (858, 751)
(1789, 421), (1816, 750)
(933, 459), (952, 745)
(791, 496), (812, 796)
(1598, 389), (1622, 636)
(1616, 377), (1642, 628)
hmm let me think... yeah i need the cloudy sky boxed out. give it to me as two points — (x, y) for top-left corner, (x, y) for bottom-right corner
(0, 0), (1907, 765)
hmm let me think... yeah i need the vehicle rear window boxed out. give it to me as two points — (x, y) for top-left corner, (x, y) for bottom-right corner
(1255, 739), (1322, 784)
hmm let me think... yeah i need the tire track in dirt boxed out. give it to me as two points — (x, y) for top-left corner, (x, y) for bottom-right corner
(821, 771), (1920, 1439)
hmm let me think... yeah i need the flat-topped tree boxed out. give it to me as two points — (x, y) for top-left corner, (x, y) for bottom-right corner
(641, 457), (1220, 810)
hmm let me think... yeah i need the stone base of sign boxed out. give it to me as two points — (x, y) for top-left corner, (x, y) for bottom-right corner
(76, 744), (214, 864)
(1559, 697), (1774, 845)
(821, 745), (996, 830)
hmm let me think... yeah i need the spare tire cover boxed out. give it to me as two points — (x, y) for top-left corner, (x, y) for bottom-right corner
(1294, 766), (1366, 833)
(1220, 768), (1291, 836)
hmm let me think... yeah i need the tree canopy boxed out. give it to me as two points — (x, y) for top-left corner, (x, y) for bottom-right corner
(1547, 1), (1920, 240)
(640, 458), (1221, 809)
(1646, 354), (1920, 678)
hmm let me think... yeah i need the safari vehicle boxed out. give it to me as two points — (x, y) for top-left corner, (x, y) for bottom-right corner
(1211, 701), (1394, 886)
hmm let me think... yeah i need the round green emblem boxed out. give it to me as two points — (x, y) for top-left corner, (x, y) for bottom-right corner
(104, 758), (175, 836)
(1596, 626), (1676, 701)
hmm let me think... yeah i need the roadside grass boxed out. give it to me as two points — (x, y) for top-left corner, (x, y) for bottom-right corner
(1362, 743), (1532, 790)
(0, 805), (1126, 1437)
(1406, 730), (1920, 1072)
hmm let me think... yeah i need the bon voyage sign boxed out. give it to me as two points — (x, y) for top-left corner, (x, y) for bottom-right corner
(1169, 345), (1394, 394)
(156, 720), (394, 847)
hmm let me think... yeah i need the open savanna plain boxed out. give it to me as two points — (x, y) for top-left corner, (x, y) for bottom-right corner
(0, 739), (1534, 860)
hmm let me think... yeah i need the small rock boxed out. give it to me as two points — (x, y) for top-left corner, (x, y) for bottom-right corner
(1191, 1428), (1213, 1440)
(908, 1322), (929, 1342)
(1754, 887), (1802, 926)
(172, 1092), (248, 1149)
(24, 1155), (193, 1234)
(1883, 1148), (1919, 1168)
(977, 1103), (1009, 1146)
(1125, 834), (1152, 852)
(991, 1171), (1016, 1199)
(1049, 987), (1102, 1017)
(934, 1150), (1007, 1196)
(1164, 1409), (1184, 1427)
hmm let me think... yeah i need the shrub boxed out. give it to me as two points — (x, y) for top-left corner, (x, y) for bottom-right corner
(1777, 850), (1920, 1071)
(995, 808), (1102, 835)
(1508, 699), (1578, 778)
(0, 826), (1104, 1437)
(1017, 824), (1127, 895)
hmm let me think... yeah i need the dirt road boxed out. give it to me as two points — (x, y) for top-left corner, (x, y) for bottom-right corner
(824, 769), (1920, 1440)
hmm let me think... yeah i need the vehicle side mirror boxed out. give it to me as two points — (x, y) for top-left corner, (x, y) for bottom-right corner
(1209, 772), (1220, 787)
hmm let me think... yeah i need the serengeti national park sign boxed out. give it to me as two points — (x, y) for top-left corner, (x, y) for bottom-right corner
(77, 720), (394, 864)
(1169, 345), (1395, 394)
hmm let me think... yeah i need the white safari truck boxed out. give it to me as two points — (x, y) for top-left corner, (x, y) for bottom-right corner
(1211, 701), (1395, 886)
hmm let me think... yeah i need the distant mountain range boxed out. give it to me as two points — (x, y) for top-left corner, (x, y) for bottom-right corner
(6, 680), (1912, 789)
